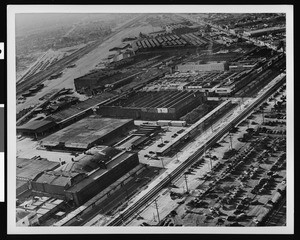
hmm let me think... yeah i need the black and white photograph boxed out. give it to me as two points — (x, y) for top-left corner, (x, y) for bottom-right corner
(6, 4), (294, 234)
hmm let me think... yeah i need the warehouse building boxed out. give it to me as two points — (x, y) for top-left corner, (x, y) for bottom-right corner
(40, 116), (134, 151)
(97, 90), (206, 121)
(17, 120), (58, 137)
(74, 68), (141, 95)
(31, 146), (139, 206)
(74, 69), (119, 94)
(16, 157), (60, 198)
(177, 61), (229, 72)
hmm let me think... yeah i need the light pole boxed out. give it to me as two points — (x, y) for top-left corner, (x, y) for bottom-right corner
(154, 199), (160, 223)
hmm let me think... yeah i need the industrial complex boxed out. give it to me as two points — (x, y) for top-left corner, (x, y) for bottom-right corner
(32, 146), (139, 206)
(15, 12), (288, 228)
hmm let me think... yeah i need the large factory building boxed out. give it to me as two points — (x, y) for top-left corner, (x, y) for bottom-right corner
(74, 69), (120, 94)
(97, 90), (206, 121)
(31, 146), (139, 206)
(177, 61), (229, 72)
(40, 116), (134, 151)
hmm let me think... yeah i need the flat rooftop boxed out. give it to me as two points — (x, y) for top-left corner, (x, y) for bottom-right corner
(17, 157), (60, 181)
(41, 116), (133, 149)
(143, 70), (248, 91)
(108, 91), (202, 109)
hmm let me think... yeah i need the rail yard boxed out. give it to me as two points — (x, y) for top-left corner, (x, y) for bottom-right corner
(14, 12), (289, 229)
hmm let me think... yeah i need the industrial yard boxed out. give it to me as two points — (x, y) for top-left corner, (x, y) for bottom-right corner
(13, 11), (289, 229)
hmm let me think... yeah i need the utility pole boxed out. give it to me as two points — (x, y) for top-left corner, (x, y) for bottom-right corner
(184, 173), (189, 193)
(229, 132), (233, 150)
(154, 199), (160, 223)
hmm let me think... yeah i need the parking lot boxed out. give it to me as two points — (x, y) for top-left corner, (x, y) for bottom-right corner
(129, 84), (286, 227)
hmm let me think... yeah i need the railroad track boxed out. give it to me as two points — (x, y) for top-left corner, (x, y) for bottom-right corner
(107, 74), (286, 226)
(16, 14), (145, 96)
(16, 41), (102, 96)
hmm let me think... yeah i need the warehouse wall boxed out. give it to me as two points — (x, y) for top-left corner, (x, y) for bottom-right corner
(70, 153), (139, 206)
(31, 181), (66, 197)
(98, 102), (203, 121)
(16, 181), (30, 196)
(74, 78), (100, 92)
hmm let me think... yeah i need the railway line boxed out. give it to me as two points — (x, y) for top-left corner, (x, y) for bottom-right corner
(16, 14), (145, 97)
(16, 41), (102, 96)
(107, 74), (286, 226)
